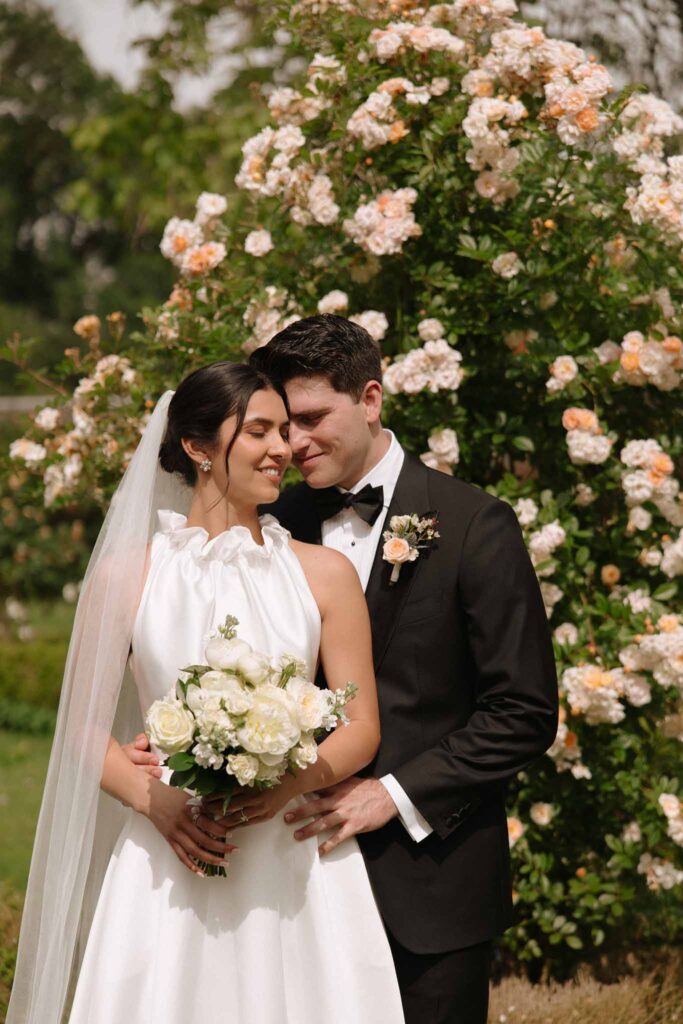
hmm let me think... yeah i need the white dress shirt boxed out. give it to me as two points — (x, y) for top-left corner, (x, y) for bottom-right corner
(321, 431), (433, 842)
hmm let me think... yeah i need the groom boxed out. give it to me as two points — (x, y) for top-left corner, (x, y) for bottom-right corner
(250, 315), (558, 1023)
(127, 314), (557, 1023)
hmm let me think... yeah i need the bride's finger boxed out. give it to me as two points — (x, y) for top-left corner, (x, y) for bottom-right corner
(183, 821), (238, 857)
(170, 839), (205, 877)
(194, 813), (231, 839)
(179, 831), (233, 867)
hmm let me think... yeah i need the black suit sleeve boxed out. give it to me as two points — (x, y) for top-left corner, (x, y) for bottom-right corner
(392, 499), (559, 840)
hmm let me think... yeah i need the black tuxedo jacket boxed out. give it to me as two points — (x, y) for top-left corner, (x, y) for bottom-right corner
(267, 454), (558, 954)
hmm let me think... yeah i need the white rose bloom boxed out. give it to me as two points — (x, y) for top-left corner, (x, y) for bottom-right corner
(621, 673), (652, 706)
(627, 506), (652, 532)
(659, 793), (681, 819)
(507, 817), (525, 848)
(317, 290), (349, 314)
(195, 191), (228, 224)
(286, 675), (329, 731)
(554, 622), (579, 646)
(427, 428), (459, 465)
(10, 439), (47, 466)
(349, 310), (389, 342)
(256, 758), (287, 782)
(566, 430), (612, 465)
(237, 685), (301, 757)
(622, 821), (642, 843)
(291, 734), (319, 770)
(492, 251), (523, 278)
(185, 684), (222, 715)
(549, 355), (579, 385)
(574, 483), (596, 506)
(34, 407), (60, 431)
(514, 498), (539, 526)
(417, 318), (445, 342)
(160, 217), (203, 265)
(236, 650), (272, 686)
(146, 696), (195, 755)
(530, 802), (554, 826)
(244, 229), (274, 257)
(205, 636), (253, 671)
(198, 672), (254, 714)
(226, 752), (260, 787)
(594, 340), (621, 364)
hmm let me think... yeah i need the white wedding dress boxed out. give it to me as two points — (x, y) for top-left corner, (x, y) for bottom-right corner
(69, 511), (404, 1024)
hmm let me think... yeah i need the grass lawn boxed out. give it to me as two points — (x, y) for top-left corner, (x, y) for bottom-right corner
(0, 729), (52, 890)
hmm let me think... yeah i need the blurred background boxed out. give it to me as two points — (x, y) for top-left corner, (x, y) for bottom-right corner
(0, 0), (681, 1016)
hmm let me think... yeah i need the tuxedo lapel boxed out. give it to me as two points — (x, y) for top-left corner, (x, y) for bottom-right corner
(365, 454), (433, 672)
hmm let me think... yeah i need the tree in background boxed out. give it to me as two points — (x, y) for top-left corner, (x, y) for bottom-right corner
(6, 0), (683, 977)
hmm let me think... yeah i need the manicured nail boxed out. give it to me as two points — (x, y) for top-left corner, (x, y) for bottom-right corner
(294, 830), (303, 839)
(284, 813), (294, 822)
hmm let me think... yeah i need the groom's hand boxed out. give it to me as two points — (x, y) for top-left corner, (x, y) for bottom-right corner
(284, 777), (398, 856)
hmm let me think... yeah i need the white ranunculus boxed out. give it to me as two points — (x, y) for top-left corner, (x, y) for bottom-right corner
(236, 650), (272, 686)
(205, 636), (253, 671)
(285, 676), (330, 731)
(146, 696), (195, 755)
(226, 752), (260, 786)
(237, 685), (301, 757)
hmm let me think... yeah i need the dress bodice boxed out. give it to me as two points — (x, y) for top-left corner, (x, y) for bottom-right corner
(130, 511), (321, 717)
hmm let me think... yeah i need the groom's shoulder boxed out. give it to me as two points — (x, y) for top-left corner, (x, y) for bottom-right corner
(419, 458), (506, 519)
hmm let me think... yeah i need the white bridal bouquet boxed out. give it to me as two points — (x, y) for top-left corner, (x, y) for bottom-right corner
(146, 615), (356, 873)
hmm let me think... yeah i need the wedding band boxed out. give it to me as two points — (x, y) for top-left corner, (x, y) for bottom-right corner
(189, 804), (201, 823)
(239, 809), (249, 824)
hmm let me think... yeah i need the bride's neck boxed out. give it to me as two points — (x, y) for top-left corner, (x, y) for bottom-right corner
(185, 482), (263, 544)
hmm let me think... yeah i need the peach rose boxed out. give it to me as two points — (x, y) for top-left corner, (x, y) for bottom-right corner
(620, 351), (641, 373)
(575, 107), (599, 132)
(601, 564), (621, 587)
(383, 537), (412, 564)
(562, 408), (598, 432)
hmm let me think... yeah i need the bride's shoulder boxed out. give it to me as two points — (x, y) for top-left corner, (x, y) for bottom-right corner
(289, 539), (361, 591)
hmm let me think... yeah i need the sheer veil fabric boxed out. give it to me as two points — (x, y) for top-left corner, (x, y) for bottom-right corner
(8, 391), (191, 1024)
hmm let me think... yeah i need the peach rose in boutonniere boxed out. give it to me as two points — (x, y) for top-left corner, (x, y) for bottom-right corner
(382, 512), (439, 584)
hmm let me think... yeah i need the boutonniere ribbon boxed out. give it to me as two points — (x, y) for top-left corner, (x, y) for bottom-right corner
(382, 512), (440, 584)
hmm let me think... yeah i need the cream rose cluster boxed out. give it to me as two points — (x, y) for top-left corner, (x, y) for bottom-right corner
(145, 615), (357, 790)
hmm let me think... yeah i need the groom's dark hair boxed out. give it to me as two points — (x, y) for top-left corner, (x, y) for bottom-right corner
(249, 314), (382, 401)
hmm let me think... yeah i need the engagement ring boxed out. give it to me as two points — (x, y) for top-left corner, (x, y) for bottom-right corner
(239, 809), (249, 824)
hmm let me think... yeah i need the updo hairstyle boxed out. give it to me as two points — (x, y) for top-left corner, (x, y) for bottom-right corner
(159, 361), (287, 488)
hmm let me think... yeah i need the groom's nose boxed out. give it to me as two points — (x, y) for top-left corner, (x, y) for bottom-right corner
(288, 422), (310, 455)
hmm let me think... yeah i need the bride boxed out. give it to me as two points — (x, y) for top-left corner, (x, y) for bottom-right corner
(8, 361), (404, 1024)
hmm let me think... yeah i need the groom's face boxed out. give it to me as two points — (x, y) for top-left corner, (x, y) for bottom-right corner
(284, 375), (377, 490)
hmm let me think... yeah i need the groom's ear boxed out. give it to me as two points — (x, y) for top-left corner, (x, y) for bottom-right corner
(361, 380), (383, 426)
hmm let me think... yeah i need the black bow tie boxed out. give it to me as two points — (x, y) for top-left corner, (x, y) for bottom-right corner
(313, 483), (385, 526)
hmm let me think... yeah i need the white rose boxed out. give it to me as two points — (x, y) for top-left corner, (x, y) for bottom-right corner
(205, 636), (253, 671)
(185, 684), (222, 714)
(554, 622), (579, 646)
(237, 685), (301, 757)
(285, 676), (329, 730)
(226, 752), (260, 787)
(34, 407), (60, 431)
(417, 318), (445, 342)
(236, 650), (273, 686)
(530, 802), (554, 826)
(256, 758), (286, 782)
(197, 672), (254, 714)
(244, 229), (274, 257)
(317, 290), (349, 314)
(146, 697), (195, 755)
(427, 427), (459, 465)
(291, 735), (319, 769)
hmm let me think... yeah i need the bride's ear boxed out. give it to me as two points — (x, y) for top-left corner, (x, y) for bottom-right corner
(181, 437), (211, 468)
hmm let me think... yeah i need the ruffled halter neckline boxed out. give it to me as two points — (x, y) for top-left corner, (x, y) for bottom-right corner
(157, 510), (290, 563)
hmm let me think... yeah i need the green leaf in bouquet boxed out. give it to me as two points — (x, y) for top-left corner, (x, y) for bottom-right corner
(181, 664), (212, 677)
(169, 767), (198, 790)
(193, 768), (224, 797)
(168, 751), (196, 771)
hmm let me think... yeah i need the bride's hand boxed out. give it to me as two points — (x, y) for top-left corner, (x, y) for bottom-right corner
(202, 777), (300, 830)
(145, 781), (238, 876)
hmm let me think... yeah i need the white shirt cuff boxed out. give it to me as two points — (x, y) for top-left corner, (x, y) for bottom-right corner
(379, 774), (433, 843)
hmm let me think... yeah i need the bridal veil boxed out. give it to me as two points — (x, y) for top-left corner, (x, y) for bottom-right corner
(7, 390), (191, 1024)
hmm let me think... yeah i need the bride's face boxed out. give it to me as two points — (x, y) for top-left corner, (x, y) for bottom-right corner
(212, 387), (291, 506)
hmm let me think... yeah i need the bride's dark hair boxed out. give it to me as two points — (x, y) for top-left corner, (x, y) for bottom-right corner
(159, 361), (288, 487)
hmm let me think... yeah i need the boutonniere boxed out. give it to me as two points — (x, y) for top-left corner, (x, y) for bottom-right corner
(382, 512), (440, 584)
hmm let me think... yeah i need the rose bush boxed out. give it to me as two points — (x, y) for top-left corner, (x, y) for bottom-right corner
(4, 0), (683, 975)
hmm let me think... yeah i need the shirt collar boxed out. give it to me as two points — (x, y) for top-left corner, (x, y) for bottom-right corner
(343, 430), (405, 507)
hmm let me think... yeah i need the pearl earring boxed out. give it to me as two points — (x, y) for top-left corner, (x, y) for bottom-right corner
(200, 457), (212, 473)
